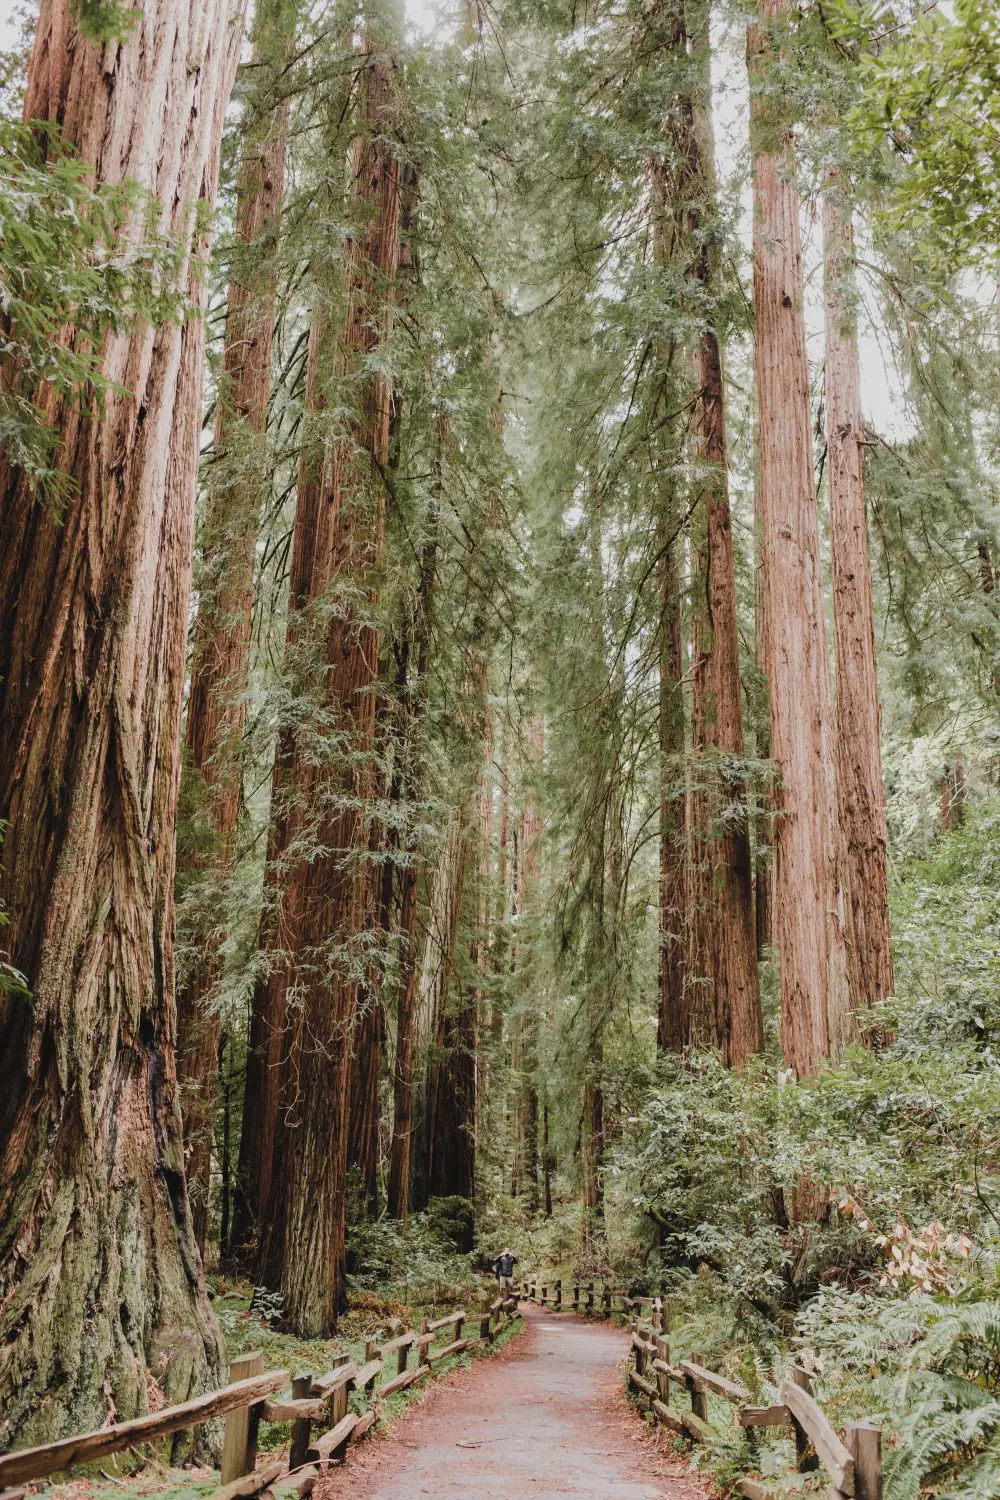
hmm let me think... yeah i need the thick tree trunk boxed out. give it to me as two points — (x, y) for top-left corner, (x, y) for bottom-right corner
(177, 1), (292, 1253)
(542, 1102), (554, 1218)
(684, 5), (763, 1065)
(414, 814), (468, 1209)
(230, 2), (357, 1269)
(823, 175), (893, 1012)
(264, 23), (403, 1334)
(386, 439), (438, 1222)
(233, 308), (335, 1276)
(387, 851), (421, 1219)
(754, 470), (774, 956)
(748, 0), (851, 1075)
(687, 324), (763, 1064)
(657, 513), (688, 1052)
(0, 0), (238, 1445)
(516, 735), (542, 1215)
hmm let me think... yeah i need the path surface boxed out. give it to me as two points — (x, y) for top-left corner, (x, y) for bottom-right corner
(316, 1302), (707, 1499)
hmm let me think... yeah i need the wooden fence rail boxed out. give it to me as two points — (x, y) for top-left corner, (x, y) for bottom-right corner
(0, 1298), (522, 1500)
(523, 1274), (882, 1500)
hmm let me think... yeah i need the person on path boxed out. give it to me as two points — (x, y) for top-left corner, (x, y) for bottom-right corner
(492, 1246), (518, 1297)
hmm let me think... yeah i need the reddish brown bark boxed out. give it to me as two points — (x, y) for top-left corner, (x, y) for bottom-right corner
(939, 756), (967, 832)
(177, 4), (292, 1253)
(657, 511), (688, 1053)
(0, 0), (239, 1443)
(230, 3), (358, 1269)
(684, 5), (763, 1065)
(260, 25), (403, 1334)
(387, 844), (421, 1220)
(233, 309), (335, 1272)
(823, 176), (894, 1014)
(515, 729), (543, 1214)
(754, 468), (774, 956)
(749, 0), (851, 1075)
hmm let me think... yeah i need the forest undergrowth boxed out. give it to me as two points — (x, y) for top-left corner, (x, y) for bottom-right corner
(2, 0), (1000, 1497)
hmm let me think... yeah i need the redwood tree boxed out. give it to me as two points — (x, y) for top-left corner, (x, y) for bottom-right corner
(684, 0), (763, 1064)
(177, 0), (293, 1252)
(748, 0), (851, 1074)
(261, 7), (403, 1334)
(823, 173), (894, 1012)
(0, 0), (238, 1443)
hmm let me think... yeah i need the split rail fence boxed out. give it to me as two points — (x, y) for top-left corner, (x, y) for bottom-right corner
(0, 1296), (520, 1500)
(523, 1277), (883, 1500)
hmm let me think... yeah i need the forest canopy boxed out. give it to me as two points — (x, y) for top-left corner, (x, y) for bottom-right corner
(0, 0), (999, 1496)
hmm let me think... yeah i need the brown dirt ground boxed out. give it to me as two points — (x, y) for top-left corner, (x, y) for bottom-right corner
(315, 1301), (710, 1499)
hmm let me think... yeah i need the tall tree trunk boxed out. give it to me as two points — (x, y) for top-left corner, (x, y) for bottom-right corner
(263, 13), (403, 1335)
(516, 730), (542, 1215)
(232, 308), (335, 1274)
(754, 466), (774, 955)
(748, 0), (851, 1075)
(386, 411), (438, 1223)
(414, 813), (468, 1209)
(177, 0), (292, 1254)
(219, 1037), (233, 1264)
(230, 1), (357, 1269)
(0, 0), (238, 1444)
(657, 510), (688, 1052)
(823, 174), (894, 1012)
(542, 1101), (554, 1218)
(684, 0), (763, 1064)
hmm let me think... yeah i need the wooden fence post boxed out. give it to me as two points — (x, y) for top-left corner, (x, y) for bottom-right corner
(288, 1372), (313, 1474)
(687, 1352), (708, 1423)
(221, 1351), (264, 1484)
(572, 1283), (580, 1310)
(586, 1282), (594, 1315)
(602, 1284), (611, 1319)
(847, 1420), (882, 1500)
(555, 1279), (562, 1310)
(331, 1378), (349, 1428)
(655, 1335), (670, 1407)
(790, 1367), (819, 1473)
(419, 1319), (430, 1367)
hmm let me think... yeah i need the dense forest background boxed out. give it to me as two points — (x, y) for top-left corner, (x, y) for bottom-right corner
(1, 0), (1000, 1494)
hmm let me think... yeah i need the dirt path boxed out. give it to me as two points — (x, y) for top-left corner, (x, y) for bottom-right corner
(315, 1301), (708, 1499)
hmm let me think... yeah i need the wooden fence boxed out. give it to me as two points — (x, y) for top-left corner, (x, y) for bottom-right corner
(523, 1278), (883, 1500)
(0, 1297), (521, 1500)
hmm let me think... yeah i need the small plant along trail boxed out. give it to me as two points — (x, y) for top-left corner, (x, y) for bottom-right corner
(316, 1302), (707, 1499)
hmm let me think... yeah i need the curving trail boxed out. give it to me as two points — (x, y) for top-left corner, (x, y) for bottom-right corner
(316, 1301), (708, 1499)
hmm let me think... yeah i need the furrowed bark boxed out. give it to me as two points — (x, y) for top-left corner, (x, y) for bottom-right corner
(823, 174), (894, 1014)
(177, 0), (293, 1253)
(265, 14), (404, 1334)
(0, 0), (239, 1445)
(516, 728), (543, 1215)
(753, 466), (774, 956)
(748, 0), (851, 1074)
(684, 0), (763, 1065)
(414, 813), (468, 1210)
(647, 44), (689, 1055)
(384, 562), (435, 1219)
(657, 507), (688, 1053)
(231, 0), (357, 1268)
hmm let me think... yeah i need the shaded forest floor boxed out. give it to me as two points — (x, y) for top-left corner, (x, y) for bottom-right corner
(26, 1270), (522, 1500)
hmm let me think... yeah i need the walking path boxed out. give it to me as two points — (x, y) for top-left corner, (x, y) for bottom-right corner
(316, 1301), (707, 1499)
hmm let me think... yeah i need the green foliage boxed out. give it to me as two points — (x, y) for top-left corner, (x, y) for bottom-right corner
(852, 0), (1000, 266)
(0, 119), (184, 507)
